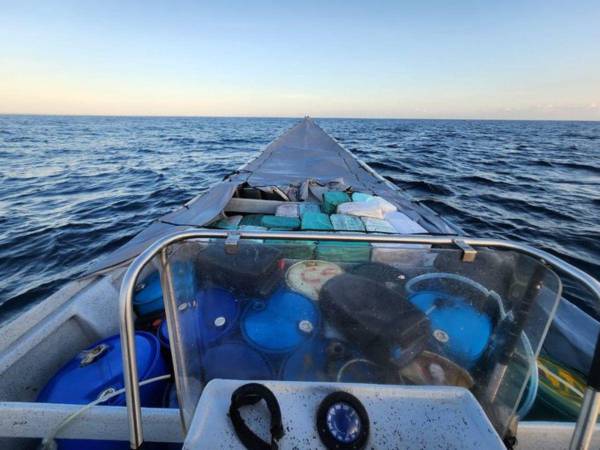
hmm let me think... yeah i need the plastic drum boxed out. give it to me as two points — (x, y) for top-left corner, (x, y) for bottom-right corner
(37, 332), (168, 450)
(409, 291), (492, 368)
(202, 341), (274, 382)
(281, 338), (348, 382)
(133, 271), (164, 317)
(242, 289), (320, 353)
(197, 287), (240, 345)
(285, 260), (343, 300)
(156, 319), (169, 350)
(282, 338), (386, 385)
(133, 262), (198, 318)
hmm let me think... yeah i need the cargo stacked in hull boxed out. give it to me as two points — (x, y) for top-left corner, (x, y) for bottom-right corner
(1, 117), (599, 450)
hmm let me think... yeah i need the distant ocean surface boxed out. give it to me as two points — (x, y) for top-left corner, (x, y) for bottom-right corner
(1, 115), (599, 324)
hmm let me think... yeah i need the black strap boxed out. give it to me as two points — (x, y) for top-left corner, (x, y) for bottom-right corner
(229, 383), (284, 450)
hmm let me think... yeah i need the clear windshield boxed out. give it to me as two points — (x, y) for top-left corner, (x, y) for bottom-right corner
(151, 237), (561, 436)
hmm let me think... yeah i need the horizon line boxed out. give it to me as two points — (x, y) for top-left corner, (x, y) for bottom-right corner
(0, 112), (599, 123)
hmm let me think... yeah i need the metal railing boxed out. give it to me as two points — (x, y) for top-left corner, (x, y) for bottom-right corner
(118, 229), (600, 449)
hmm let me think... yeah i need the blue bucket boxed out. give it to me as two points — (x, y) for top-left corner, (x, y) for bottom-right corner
(202, 341), (274, 382)
(37, 332), (168, 450)
(241, 289), (320, 354)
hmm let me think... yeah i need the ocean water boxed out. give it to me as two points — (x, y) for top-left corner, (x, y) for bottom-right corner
(1, 115), (599, 324)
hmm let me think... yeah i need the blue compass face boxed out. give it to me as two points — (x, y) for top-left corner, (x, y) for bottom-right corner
(326, 402), (362, 443)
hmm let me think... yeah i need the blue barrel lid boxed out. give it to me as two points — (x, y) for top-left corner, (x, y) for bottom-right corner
(242, 289), (320, 353)
(198, 287), (240, 344)
(37, 332), (164, 405)
(202, 341), (273, 381)
(409, 291), (492, 367)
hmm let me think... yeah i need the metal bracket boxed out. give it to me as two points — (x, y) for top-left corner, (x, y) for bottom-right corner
(80, 343), (109, 367)
(225, 231), (241, 254)
(454, 239), (477, 262)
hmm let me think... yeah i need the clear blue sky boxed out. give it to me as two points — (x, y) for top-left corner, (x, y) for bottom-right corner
(1, 1), (599, 119)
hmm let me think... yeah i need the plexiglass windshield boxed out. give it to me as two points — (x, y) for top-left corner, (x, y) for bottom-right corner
(150, 237), (561, 436)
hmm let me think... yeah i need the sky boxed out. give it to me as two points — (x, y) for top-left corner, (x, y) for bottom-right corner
(1, 1), (599, 120)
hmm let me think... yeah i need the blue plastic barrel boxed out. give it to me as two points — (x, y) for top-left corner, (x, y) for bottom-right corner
(157, 287), (240, 351)
(133, 271), (164, 317)
(37, 332), (168, 450)
(158, 319), (170, 351)
(202, 341), (274, 382)
(409, 291), (492, 368)
(198, 287), (240, 345)
(133, 263), (197, 318)
(241, 289), (320, 354)
(281, 338), (385, 384)
(281, 338), (332, 381)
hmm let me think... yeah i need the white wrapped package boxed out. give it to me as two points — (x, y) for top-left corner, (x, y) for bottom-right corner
(336, 196), (397, 219)
(337, 201), (385, 219)
(276, 203), (299, 218)
(384, 211), (427, 234)
(370, 197), (397, 214)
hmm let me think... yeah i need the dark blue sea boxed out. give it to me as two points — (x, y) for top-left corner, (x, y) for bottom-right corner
(1, 115), (599, 324)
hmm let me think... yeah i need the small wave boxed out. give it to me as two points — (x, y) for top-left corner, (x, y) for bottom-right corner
(555, 161), (600, 174)
(163, 136), (195, 144)
(531, 159), (554, 167)
(478, 194), (576, 222)
(561, 132), (599, 140)
(392, 179), (453, 196)
(461, 175), (496, 185)
(368, 161), (399, 172)
(419, 198), (464, 218)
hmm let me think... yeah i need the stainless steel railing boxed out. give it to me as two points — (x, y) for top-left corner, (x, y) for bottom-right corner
(118, 229), (600, 449)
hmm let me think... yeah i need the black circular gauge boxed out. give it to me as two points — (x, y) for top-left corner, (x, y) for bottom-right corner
(317, 391), (369, 450)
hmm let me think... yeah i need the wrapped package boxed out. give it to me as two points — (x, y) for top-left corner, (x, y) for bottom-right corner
(276, 203), (300, 218)
(337, 197), (397, 219)
(330, 214), (366, 232)
(385, 211), (427, 234)
(322, 191), (351, 214)
(362, 217), (396, 234)
(261, 215), (301, 230)
(301, 212), (334, 231)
